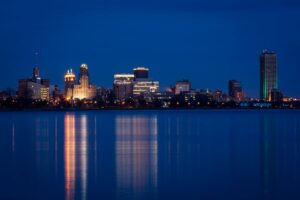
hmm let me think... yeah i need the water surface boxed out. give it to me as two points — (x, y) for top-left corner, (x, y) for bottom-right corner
(1, 110), (300, 200)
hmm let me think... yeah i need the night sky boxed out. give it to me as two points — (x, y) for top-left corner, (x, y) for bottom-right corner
(1, 0), (300, 97)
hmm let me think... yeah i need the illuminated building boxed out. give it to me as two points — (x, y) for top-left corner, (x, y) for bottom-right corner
(113, 74), (134, 100)
(18, 66), (50, 100)
(133, 67), (149, 80)
(175, 80), (191, 95)
(64, 64), (96, 100)
(133, 67), (159, 96)
(228, 80), (244, 101)
(64, 69), (76, 100)
(260, 50), (277, 101)
(133, 81), (159, 96)
(114, 67), (159, 97)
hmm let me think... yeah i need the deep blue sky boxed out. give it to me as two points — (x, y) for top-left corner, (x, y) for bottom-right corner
(1, 0), (300, 97)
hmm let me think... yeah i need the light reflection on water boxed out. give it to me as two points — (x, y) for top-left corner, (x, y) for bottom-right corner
(1, 110), (300, 200)
(64, 114), (75, 200)
(64, 113), (88, 200)
(115, 115), (158, 199)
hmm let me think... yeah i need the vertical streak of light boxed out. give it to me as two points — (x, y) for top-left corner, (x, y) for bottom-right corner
(151, 117), (158, 188)
(80, 115), (88, 200)
(116, 115), (158, 198)
(64, 114), (76, 200)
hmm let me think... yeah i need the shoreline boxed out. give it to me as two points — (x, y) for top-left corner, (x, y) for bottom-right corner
(0, 107), (299, 112)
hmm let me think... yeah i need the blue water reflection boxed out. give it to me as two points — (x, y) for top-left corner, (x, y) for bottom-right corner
(1, 110), (300, 200)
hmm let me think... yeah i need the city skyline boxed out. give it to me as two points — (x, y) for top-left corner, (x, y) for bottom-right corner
(1, 0), (300, 97)
(0, 49), (295, 99)
(1, 49), (293, 99)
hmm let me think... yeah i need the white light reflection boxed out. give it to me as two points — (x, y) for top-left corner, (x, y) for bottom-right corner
(64, 113), (89, 200)
(115, 115), (158, 198)
(79, 115), (88, 200)
(64, 113), (76, 200)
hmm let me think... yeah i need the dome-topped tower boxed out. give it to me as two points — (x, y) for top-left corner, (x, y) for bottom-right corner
(64, 69), (76, 100)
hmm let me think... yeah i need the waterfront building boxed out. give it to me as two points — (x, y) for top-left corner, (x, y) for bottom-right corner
(113, 74), (134, 100)
(260, 50), (277, 101)
(175, 80), (191, 95)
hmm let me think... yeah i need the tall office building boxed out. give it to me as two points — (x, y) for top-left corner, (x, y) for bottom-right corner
(260, 50), (277, 101)
(64, 64), (96, 100)
(228, 80), (244, 100)
(64, 69), (76, 100)
(134, 67), (149, 80)
(113, 74), (134, 100)
(175, 80), (191, 95)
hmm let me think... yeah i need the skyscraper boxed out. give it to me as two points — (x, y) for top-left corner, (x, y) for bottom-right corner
(260, 50), (277, 101)
(64, 69), (76, 100)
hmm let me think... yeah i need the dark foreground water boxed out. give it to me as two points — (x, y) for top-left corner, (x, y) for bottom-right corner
(1, 110), (300, 200)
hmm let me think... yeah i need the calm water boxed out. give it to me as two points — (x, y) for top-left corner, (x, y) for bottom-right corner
(1, 110), (300, 200)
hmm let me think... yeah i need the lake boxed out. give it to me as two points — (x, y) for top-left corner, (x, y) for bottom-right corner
(1, 110), (300, 200)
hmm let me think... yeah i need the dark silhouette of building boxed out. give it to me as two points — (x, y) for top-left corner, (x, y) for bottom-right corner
(228, 80), (244, 101)
(260, 50), (277, 101)
(270, 89), (283, 102)
(133, 67), (149, 80)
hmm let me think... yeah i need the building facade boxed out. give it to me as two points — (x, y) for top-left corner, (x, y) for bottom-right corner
(114, 67), (159, 97)
(113, 74), (134, 100)
(64, 69), (76, 100)
(133, 81), (159, 96)
(260, 50), (277, 101)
